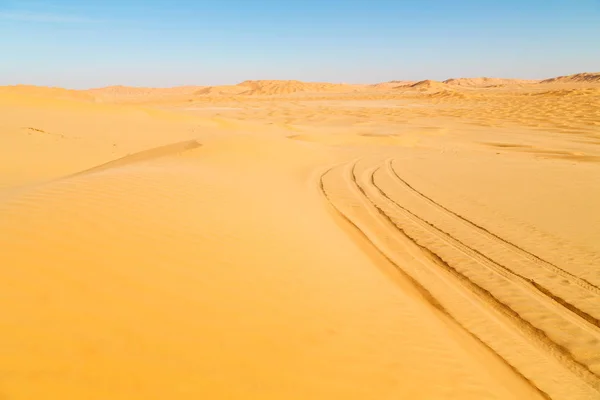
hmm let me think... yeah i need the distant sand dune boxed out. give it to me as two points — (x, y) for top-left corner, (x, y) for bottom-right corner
(0, 84), (96, 102)
(3, 72), (599, 104)
(444, 77), (539, 87)
(424, 89), (470, 99)
(236, 80), (357, 95)
(531, 88), (600, 97)
(195, 85), (250, 95)
(399, 80), (451, 93)
(541, 72), (600, 84)
(86, 85), (204, 96)
(370, 80), (416, 90)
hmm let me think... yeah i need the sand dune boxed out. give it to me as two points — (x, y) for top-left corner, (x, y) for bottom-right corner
(540, 72), (600, 84)
(531, 87), (600, 97)
(194, 84), (250, 96)
(424, 89), (471, 99)
(185, 80), (361, 97)
(444, 77), (539, 87)
(1, 74), (599, 399)
(236, 80), (358, 95)
(0, 85), (96, 102)
(87, 85), (204, 96)
(84, 85), (206, 104)
(400, 80), (451, 93)
(369, 80), (416, 90)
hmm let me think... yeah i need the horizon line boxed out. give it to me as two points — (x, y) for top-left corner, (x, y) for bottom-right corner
(1, 70), (598, 91)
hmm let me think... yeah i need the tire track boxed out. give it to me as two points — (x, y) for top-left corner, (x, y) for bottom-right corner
(318, 160), (600, 398)
(367, 165), (600, 335)
(382, 159), (600, 328)
(387, 158), (600, 296)
(362, 163), (600, 375)
(318, 165), (550, 395)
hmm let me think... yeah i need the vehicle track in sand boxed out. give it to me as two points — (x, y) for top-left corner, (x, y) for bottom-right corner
(365, 163), (600, 365)
(386, 158), (600, 300)
(319, 158), (600, 400)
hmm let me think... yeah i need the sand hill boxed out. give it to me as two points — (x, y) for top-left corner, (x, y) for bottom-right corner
(396, 80), (452, 93)
(409, 80), (448, 89)
(541, 72), (600, 84)
(444, 77), (538, 87)
(194, 85), (250, 96)
(370, 80), (416, 90)
(191, 80), (358, 96)
(85, 85), (206, 103)
(87, 85), (203, 96)
(0, 85), (96, 102)
(425, 89), (471, 99)
(236, 80), (355, 95)
(532, 87), (600, 97)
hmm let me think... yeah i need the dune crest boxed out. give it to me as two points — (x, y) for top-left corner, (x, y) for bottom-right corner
(407, 80), (449, 91)
(444, 77), (539, 87)
(195, 85), (249, 95)
(236, 79), (357, 95)
(541, 72), (600, 84)
(0, 85), (96, 102)
(86, 85), (204, 96)
(370, 80), (416, 90)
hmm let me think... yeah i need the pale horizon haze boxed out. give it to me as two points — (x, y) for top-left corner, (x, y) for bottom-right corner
(1, 0), (599, 89)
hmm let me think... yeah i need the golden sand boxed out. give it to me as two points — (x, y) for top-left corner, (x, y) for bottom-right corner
(1, 74), (599, 399)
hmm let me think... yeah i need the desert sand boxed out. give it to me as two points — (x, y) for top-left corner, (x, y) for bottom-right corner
(1, 73), (599, 399)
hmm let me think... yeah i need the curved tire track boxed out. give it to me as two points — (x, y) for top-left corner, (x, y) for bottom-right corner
(318, 159), (600, 399)
(387, 158), (600, 297)
(367, 165), (600, 337)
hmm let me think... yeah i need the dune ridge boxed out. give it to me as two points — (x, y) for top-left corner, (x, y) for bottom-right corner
(3, 72), (600, 104)
(370, 80), (416, 90)
(407, 80), (448, 90)
(87, 85), (204, 96)
(0, 85), (96, 102)
(443, 77), (539, 87)
(237, 80), (358, 95)
(67, 140), (202, 178)
(541, 72), (600, 84)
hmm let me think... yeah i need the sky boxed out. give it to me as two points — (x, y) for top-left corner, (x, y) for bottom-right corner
(0, 0), (599, 88)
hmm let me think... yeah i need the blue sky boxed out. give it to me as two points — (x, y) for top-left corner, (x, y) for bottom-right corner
(0, 0), (598, 88)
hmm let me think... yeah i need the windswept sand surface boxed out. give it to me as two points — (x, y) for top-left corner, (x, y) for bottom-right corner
(1, 76), (600, 399)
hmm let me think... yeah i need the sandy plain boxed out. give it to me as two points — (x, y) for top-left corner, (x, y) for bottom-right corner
(1, 73), (599, 399)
